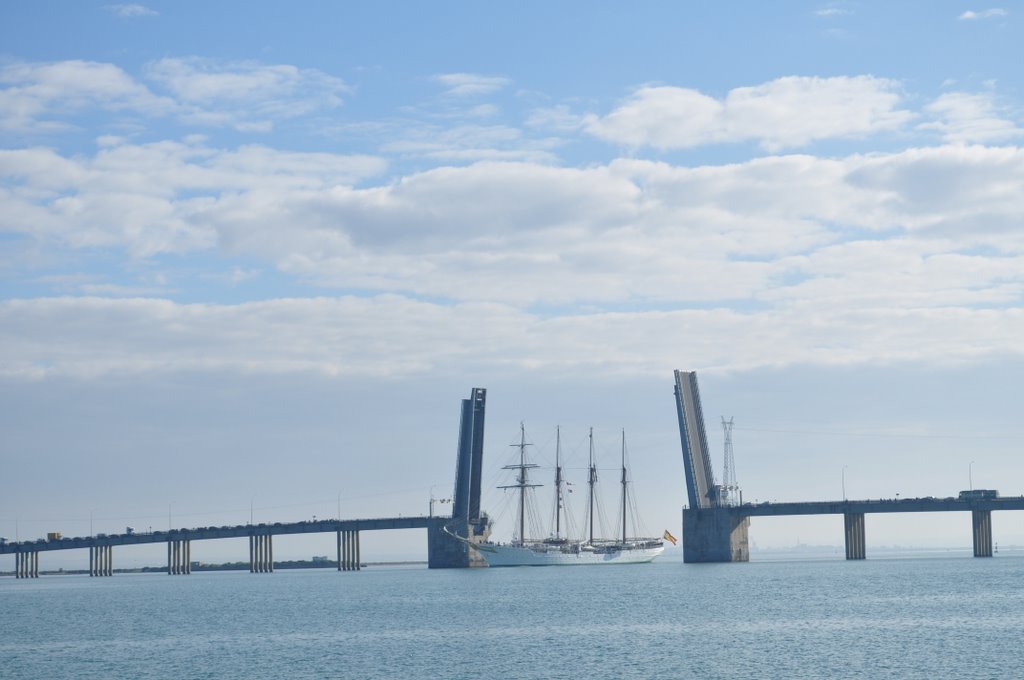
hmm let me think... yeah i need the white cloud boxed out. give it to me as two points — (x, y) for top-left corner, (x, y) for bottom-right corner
(815, 7), (852, 17)
(144, 57), (349, 131)
(3, 141), (1023, 318)
(378, 124), (557, 163)
(920, 91), (1023, 143)
(525, 105), (587, 132)
(146, 58), (346, 105)
(0, 140), (387, 256)
(464, 104), (500, 118)
(585, 76), (914, 151)
(0, 60), (173, 132)
(105, 4), (158, 17)
(1, 294), (1021, 381)
(433, 73), (511, 97)
(958, 8), (1008, 20)
(844, 144), (1024, 237)
(0, 58), (349, 135)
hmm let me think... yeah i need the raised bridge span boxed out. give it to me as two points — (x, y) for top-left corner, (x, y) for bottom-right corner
(3, 389), (494, 578)
(674, 369), (1022, 562)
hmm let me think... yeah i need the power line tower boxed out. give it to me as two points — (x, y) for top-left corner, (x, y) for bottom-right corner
(720, 416), (740, 506)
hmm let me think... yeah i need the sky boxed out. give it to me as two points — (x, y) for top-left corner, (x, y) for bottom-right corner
(2, 2), (1023, 566)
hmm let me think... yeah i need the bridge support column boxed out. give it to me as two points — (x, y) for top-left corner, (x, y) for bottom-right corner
(167, 540), (190, 575)
(91, 545), (114, 576)
(844, 512), (866, 560)
(972, 510), (993, 557)
(682, 508), (749, 563)
(16, 551), (40, 578)
(337, 530), (361, 571)
(249, 535), (273, 573)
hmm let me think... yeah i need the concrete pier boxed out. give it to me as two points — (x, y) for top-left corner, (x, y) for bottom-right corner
(844, 512), (866, 560)
(337, 530), (361, 571)
(426, 517), (491, 568)
(90, 545), (114, 576)
(681, 508), (750, 563)
(167, 539), (191, 575)
(249, 534), (273, 573)
(972, 510), (993, 557)
(16, 551), (39, 578)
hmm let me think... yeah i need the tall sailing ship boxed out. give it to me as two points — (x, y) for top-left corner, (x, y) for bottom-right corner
(477, 425), (664, 567)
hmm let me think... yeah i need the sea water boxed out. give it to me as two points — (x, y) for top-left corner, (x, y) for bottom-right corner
(3, 555), (1023, 679)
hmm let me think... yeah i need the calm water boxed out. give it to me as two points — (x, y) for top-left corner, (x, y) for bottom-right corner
(3, 555), (1023, 679)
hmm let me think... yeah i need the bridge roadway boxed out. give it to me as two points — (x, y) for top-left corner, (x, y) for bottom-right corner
(736, 495), (1024, 517)
(730, 495), (1024, 560)
(2, 516), (442, 578)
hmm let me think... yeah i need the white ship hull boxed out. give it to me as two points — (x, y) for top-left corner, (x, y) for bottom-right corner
(478, 541), (664, 567)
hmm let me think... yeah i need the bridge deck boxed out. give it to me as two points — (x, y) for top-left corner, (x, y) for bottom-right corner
(0, 517), (437, 554)
(735, 496), (1024, 517)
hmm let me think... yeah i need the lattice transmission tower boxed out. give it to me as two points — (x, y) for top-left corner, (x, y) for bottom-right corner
(720, 416), (741, 506)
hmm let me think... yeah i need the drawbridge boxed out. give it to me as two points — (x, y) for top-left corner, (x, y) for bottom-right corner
(673, 369), (1022, 562)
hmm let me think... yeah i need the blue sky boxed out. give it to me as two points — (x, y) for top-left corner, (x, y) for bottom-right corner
(2, 2), (1023, 564)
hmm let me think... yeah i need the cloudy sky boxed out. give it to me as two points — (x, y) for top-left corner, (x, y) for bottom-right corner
(2, 2), (1023, 565)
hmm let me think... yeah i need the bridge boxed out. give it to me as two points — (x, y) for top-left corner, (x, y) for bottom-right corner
(674, 369), (1021, 562)
(2, 389), (494, 578)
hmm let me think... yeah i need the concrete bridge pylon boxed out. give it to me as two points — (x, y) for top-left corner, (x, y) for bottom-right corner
(674, 370), (750, 563)
(428, 387), (492, 568)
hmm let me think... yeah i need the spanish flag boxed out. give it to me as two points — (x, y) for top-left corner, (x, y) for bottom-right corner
(663, 530), (678, 545)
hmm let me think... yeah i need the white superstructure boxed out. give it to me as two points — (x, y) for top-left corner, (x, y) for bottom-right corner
(479, 540), (663, 567)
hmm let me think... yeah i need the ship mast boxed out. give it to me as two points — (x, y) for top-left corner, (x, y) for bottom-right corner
(588, 427), (597, 545)
(554, 426), (564, 540)
(621, 429), (628, 544)
(498, 422), (540, 546)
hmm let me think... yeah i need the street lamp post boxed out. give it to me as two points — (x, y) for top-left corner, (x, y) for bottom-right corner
(429, 491), (450, 518)
(842, 465), (848, 501)
(970, 461), (975, 491)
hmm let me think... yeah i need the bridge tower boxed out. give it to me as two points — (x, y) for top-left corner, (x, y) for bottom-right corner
(673, 370), (749, 562)
(427, 387), (492, 568)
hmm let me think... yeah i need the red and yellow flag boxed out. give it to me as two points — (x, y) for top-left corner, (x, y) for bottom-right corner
(663, 530), (678, 545)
